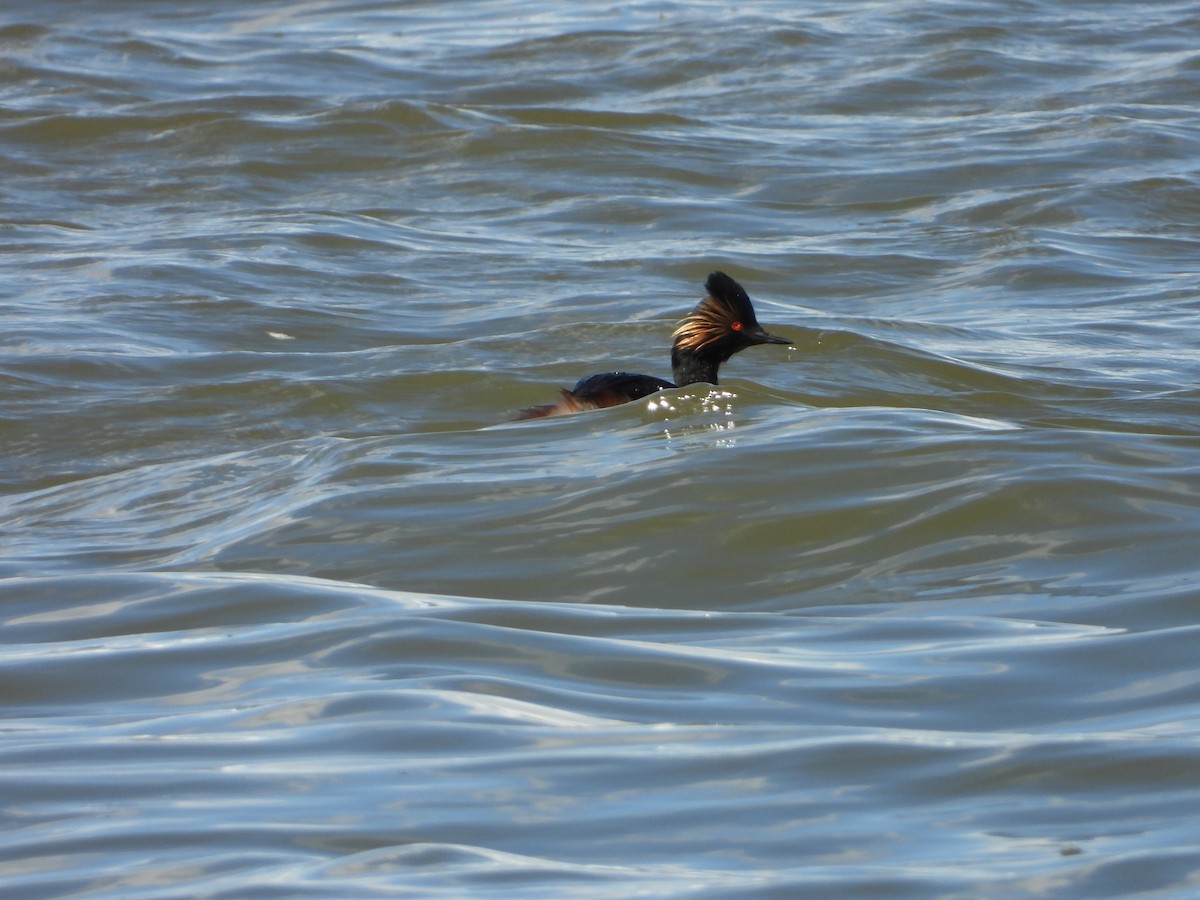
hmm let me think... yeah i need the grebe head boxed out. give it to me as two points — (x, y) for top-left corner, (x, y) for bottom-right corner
(673, 271), (790, 357)
(670, 272), (790, 385)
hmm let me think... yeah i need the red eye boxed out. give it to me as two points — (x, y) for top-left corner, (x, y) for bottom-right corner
(731, 321), (743, 331)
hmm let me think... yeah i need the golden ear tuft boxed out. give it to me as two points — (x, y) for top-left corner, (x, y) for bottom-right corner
(672, 294), (733, 352)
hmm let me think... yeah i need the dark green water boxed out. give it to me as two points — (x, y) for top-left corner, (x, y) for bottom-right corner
(3, 1), (1200, 896)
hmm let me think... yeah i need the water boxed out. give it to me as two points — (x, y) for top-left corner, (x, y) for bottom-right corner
(3, 1), (1200, 896)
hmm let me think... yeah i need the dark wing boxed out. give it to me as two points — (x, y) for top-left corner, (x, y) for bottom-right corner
(516, 372), (674, 420)
(571, 372), (674, 403)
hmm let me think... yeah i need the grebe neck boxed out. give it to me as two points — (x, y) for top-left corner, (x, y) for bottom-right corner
(670, 348), (723, 387)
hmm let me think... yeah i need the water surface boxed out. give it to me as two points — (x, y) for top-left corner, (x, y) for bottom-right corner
(3, 1), (1200, 896)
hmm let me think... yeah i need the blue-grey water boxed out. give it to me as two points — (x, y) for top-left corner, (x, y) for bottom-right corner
(3, 1), (1200, 897)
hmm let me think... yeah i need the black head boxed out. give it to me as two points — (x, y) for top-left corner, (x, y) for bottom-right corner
(672, 271), (790, 363)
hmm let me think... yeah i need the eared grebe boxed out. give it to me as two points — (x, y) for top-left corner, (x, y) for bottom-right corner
(518, 271), (790, 419)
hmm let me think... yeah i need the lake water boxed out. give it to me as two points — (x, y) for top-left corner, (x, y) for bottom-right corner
(3, 1), (1200, 896)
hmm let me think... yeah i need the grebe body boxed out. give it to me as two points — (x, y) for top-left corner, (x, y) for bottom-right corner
(518, 272), (789, 419)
